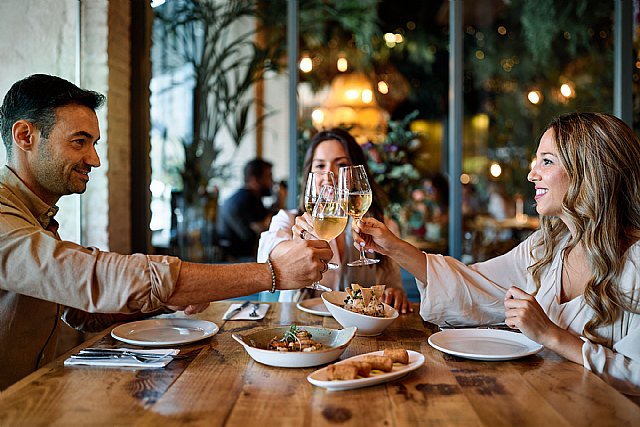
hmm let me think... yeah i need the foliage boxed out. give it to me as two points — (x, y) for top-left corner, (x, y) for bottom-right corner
(154, 0), (281, 203)
(262, 0), (381, 90)
(464, 0), (614, 196)
(362, 111), (422, 220)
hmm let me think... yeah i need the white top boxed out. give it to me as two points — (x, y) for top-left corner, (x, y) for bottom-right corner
(258, 209), (402, 302)
(417, 230), (640, 395)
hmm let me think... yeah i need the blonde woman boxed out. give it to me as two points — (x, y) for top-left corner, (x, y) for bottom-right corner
(354, 112), (640, 394)
(258, 128), (411, 313)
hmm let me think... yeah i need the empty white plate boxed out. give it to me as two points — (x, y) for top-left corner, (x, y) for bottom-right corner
(428, 329), (543, 361)
(111, 318), (219, 346)
(297, 297), (332, 317)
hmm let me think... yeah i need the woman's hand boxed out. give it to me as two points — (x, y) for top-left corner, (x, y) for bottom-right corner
(352, 217), (401, 255)
(382, 287), (413, 314)
(504, 286), (584, 364)
(503, 286), (558, 343)
(292, 213), (319, 241)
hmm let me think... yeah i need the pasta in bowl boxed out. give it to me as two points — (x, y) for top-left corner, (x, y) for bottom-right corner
(232, 325), (357, 368)
(322, 288), (399, 336)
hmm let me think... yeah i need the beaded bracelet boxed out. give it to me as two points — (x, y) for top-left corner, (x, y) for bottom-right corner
(266, 258), (277, 293)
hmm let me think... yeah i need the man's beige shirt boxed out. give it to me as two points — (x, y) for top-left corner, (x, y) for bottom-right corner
(0, 165), (182, 390)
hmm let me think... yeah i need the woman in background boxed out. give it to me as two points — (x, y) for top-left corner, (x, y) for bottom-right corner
(258, 128), (412, 313)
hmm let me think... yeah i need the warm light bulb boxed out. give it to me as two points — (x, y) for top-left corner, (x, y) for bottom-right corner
(362, 89), (373, 103)
(490, 163), (502, 178)
(527, 90), (542, 105)
(377, 81), (389, 94)
(299, 56), (313, 73)
(560, 83), (572, 98)
(337, 57), (348, 72)
(311, 109), (324, 125)
(459, 174), (471, 185)
(345, 89), (360, 101)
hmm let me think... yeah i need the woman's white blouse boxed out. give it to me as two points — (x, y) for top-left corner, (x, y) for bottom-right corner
(258, 209), (402, 302)
(416, 230), (640, 395)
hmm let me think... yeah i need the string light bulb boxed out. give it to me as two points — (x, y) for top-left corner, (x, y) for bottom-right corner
(299, 56), (313, 73)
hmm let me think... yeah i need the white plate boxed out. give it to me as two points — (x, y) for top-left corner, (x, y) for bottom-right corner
(428, 329), (543, 361)
(297, 297), (332, 317)
(307, 350), (424, 391)
(111, 318), (219, 346)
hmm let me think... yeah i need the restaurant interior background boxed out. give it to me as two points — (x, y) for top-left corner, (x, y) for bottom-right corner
(147, 0), (639, 269)
(0, 1), (638, 285)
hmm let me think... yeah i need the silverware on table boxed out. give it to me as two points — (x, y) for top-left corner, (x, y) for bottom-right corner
(223, 300), (251, 320)
(441, 320), (521, 333)
(71, 352), (173, 364)
(249, 303), (260, 317)
(80, 348), (177, 358)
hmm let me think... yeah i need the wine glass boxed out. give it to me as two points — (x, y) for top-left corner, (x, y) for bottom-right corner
(338, 165), (379, 266)
(307, 185), (348, 291)
(304, 171), (339, 271)
(304, 171), (335, 215)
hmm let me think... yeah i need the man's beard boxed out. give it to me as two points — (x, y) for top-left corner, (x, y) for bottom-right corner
(260, 186), (273, 197)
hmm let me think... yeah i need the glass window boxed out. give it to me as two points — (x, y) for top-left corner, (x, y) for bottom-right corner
(461, 0), (615, 261)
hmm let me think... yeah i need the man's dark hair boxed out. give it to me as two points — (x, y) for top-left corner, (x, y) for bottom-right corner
(0, 74), (105, 159)
(244, 158), (272, 183)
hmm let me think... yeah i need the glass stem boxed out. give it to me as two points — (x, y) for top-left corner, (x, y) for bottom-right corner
(360, 246), (367, 261)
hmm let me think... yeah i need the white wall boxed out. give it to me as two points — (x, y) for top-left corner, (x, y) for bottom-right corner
(0, 0), (110, 248)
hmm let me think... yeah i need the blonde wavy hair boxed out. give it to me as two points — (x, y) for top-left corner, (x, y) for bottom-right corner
(529, 112), (640, 345)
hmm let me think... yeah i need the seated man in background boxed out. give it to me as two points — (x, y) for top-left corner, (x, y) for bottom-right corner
(0, 74), (332, 390)
(218, 158), (281, 261)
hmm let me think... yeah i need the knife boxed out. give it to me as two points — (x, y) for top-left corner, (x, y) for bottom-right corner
(224, 300), (251, 320)
(80, 348), (178, 357)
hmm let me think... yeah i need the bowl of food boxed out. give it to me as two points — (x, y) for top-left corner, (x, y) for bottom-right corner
(232, 324), (357, 368)
(321, 285), (399, 336)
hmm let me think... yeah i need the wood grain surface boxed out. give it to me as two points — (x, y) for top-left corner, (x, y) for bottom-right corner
(1, 302), (638, 426)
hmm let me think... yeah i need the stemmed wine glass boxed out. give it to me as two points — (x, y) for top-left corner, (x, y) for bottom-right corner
(304, 171), (335, 215)
(307, 185), (348, 291)
(338, 165), (379, 266)
(304, 171), (339, 270)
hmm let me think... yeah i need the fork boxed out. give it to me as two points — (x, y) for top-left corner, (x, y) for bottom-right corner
(71, 352), (173, 364)
(249, 303), (260, 317)
(442, 320), (521, 333)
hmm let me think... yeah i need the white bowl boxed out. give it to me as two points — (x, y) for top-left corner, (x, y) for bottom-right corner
(232, 325), (357, 368)
(321, 291), (398, 336)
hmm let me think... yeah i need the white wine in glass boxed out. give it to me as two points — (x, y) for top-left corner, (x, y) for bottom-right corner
(307, 185), (348, 291)
(304, 171), (339, 271)
(339, 165), (379, 266)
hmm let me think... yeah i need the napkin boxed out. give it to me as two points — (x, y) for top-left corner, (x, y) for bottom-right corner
(222, 303), (269, 320)
(63, 348), (179, 369)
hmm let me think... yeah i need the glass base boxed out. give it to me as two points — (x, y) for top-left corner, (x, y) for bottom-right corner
(307, 282), (332, 292)
(347, 258), (380, 267)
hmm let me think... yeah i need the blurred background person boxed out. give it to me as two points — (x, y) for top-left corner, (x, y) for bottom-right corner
(219, 158), (279, 261)
(423, 173), (449, 241)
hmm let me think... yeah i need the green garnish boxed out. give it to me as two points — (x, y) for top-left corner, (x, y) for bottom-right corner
(281, 324), (299, 343)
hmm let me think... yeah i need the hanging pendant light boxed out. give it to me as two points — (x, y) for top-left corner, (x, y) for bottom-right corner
(311, 73), (388, 144)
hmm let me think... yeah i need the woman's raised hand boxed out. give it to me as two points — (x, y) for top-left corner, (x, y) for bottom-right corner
(292, 212), (318, 241)
(351, 217), (401, 256)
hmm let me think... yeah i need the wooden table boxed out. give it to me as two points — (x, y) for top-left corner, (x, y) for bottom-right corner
(1, 302), (638, 426)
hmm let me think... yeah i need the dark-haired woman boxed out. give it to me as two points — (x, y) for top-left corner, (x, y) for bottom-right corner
(258, 128), (412, 313)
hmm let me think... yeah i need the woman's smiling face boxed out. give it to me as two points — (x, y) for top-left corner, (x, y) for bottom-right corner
(527, 128), (570, 219)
